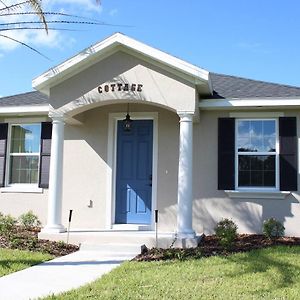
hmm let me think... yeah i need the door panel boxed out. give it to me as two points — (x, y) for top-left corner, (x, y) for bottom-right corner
(115, 120), (153, 224)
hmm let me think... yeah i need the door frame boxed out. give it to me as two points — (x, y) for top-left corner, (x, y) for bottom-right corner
(106, 112), (158, 230)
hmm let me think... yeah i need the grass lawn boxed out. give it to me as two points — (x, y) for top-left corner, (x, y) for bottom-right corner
(45, 246), (300, 300)
(0, 248), (53, 277)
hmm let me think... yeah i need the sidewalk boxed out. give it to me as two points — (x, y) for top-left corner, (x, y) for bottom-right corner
(0, 249), (138, 300)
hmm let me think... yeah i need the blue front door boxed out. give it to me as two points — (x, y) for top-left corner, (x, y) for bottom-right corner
(115, 120), (153, 224)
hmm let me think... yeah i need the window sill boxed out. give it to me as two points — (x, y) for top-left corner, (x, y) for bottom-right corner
(225, 190), (290, 200)
(0, 186), (43, 194)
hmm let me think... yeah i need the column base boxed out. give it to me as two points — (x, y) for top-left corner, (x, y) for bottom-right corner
(160, 234), (202, 249)
(40, 224), (66, 234)
(176, 230), (196, 239)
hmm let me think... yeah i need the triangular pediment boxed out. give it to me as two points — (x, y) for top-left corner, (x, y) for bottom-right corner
(33, 33), (212, 96)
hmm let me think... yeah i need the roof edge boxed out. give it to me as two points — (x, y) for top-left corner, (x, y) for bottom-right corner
(33, 33), (210, 95)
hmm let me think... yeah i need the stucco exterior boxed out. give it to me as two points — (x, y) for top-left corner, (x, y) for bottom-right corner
(61, 103), (179, 231)
(49, 51), (197, 118)
(2, 107), (300, 236)
(193, 110), (300, 236)
(1, 33), (300, 240)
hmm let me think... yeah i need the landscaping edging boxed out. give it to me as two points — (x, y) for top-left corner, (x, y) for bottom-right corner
(134, 234), (300, 261)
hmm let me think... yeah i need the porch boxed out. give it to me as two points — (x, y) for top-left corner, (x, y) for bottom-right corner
(38, 229), (201, 250)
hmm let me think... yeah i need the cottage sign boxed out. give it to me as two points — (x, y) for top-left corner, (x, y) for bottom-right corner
(98, 83), (143, 94)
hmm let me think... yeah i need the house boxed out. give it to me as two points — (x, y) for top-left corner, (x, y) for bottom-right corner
(1, 33), (300, 245)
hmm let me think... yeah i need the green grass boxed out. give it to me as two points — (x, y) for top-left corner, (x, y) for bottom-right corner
(0, 248), (53, 277)
(45, 246), (300, 300)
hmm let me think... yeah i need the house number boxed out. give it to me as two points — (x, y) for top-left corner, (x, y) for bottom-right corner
(98, 83), (143, 93)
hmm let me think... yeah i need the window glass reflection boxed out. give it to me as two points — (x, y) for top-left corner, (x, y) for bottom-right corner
(237, 120), (275, 152)
(11, 124), (41, 153)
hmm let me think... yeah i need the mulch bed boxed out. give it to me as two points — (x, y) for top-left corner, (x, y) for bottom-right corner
(0, 226), (79, 257)
(134, 234), (300, 261)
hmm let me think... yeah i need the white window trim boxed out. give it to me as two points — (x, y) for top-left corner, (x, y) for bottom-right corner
(234, 118), (280, 191)
(225, 190), (290, 200)
(1, 185), (43, 193)
(0, 120), (44, 193)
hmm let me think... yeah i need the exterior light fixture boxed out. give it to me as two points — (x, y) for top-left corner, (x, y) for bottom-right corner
(123, 103), (132, 131)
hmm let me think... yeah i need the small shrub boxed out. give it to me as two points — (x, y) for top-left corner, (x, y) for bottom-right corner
(9, 236), (23, 249)
(18, 211), (41, 229)
(263, 217), (285, 239)
(57, 240), (67, 248)
(215, 218), (238, 250)
(0, 213), (17, 237)
(27, 236), (38, 250)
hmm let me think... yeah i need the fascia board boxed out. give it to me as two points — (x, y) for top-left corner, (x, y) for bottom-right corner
(0, 105), (49, 115)
(199, 98), (300, 109)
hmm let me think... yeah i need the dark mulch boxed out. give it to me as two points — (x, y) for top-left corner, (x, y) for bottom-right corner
(134, 234), (300, 261)
(0, 226), (79, 257)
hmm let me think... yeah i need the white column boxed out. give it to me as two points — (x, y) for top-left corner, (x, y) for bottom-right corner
(177, 113), (195, 238)
(42, 117), (66, 233)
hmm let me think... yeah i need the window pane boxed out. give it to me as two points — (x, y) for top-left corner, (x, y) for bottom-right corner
(237, 121), (250, 151)
(239, 171), (250, 186)
(9, 156), (39, 184)
(11, 124), (41, 153)
(237, 120), (276, 152)
(238, 155), (275, 187)
(238, 156), (250, 170)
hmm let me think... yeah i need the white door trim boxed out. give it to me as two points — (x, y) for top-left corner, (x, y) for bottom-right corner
(106, 112), (158, 230)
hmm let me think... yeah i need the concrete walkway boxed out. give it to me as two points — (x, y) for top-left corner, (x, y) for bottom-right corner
(0, 249), (138, 300)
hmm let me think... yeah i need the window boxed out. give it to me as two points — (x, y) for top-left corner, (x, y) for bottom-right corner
(8, 124), (41, 185)
(236, 119), (278, 189)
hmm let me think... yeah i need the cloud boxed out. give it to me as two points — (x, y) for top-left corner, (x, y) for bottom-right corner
(47, 0), (103, 13)
(0, 0), (102, 52)
(109, 8), (118, 17)
(236, 41), (271, 54)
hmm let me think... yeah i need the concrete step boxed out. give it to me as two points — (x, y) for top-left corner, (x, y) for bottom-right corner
(79, 243), (143, 255)
(38, 231), (202, 249)
(39, 231), (173, 248)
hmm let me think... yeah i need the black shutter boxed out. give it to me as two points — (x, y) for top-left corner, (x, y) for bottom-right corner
(218, 118), (235, 190)
(279, 117), (297, 191)
(0, 123), (8, 187)
(39, 122), (52, 188)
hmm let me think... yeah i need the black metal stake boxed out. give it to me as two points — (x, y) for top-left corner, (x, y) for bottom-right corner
(155, 209), (158, 248)
(66, 210), (73, 244)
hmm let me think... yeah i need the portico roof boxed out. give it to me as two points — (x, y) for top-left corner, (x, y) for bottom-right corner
(33, 33), (212, 96)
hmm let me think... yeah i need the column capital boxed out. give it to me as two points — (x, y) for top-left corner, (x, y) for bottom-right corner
(50, 115), (65, 124)
(49, 108), (65, 122)
(177, 111), (194, 122)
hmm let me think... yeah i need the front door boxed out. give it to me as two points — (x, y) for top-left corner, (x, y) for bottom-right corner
(115, 119), (153, 224)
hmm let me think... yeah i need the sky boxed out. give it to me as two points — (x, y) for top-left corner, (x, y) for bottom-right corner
(0, 0), (300, 97)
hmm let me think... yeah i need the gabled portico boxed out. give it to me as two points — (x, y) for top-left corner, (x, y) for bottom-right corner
(34, 33), (212, 245)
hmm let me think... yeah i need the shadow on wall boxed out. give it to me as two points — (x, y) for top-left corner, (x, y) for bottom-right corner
(194, 193), (297, 235)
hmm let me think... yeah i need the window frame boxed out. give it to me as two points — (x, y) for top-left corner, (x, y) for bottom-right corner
(234, 118), (280, 191)
(5, 121), (42, 189)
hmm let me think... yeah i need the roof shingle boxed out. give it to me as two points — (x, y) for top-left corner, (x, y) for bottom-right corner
(0, 91), (48, 106)
(1, 73), (300, 106)
(209, 73), (300, 99)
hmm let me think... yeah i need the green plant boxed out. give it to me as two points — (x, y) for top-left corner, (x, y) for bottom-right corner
(18, 211), (41, 229)
(0, 213), (17, 237)
(263, 217), (285, 239)
(57, 240), (67, 248)
(9, 236), (23, 249)
(215, 218), (238, 250)
(27, 236), (38, 250)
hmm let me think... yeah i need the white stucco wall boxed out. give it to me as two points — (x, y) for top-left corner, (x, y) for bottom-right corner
(193, 109), (300, 236)
(49, 51), (197, 117)
(60, 103), (180, 230)
(1, 107), (300, 236)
